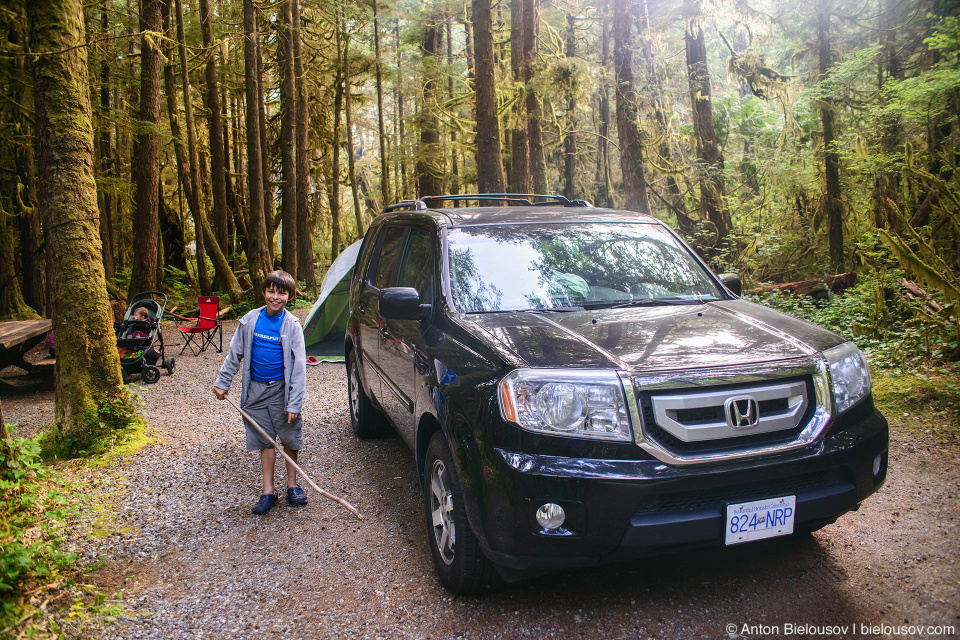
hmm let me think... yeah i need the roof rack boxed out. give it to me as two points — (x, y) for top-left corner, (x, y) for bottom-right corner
(381, 194), (593, 213)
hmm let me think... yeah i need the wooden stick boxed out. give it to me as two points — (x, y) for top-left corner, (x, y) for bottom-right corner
(225, 396), (362, 520)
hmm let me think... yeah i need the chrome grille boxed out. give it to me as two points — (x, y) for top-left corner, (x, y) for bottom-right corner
(637, 376), (816, 456)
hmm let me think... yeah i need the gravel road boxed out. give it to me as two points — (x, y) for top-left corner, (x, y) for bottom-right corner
(4, 317), (959, 640)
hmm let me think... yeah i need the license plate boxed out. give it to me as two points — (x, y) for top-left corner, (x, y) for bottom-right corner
(725, 495), (796, 545)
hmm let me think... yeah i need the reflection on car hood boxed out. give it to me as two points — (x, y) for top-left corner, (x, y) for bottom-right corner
(461, 299), (844, 372)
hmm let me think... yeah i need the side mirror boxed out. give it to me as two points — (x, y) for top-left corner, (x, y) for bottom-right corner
(718, 273), (742, 296)
(379, 287), (430, 320)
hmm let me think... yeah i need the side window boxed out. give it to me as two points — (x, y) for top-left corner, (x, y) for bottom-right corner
(397, 229), (435, 304)
(368, 226), (408, 289)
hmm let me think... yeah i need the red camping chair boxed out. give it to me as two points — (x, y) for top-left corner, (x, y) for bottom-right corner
(174, 296), (223, 355)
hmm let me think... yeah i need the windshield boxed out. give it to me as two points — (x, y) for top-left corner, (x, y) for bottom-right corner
(446, 223), (723, 313)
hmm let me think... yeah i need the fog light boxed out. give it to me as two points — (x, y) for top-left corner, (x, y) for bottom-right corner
(536, 503), (565, 530)
(873, 453), (883, 477)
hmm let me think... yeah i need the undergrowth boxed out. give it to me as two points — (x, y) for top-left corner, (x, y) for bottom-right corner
(746, 268), (959, 367)
(0, 432), (77, 638)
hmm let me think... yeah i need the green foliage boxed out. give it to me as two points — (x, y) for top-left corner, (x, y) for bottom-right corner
(748, 265), (959, 366)
(0, 432), (78, 628)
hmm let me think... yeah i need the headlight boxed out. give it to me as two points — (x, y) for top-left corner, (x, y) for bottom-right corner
(498, 369), (632, 442)
(823, 342), (872, 415)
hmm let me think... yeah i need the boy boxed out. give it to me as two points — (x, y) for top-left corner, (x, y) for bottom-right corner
(213, 271), (308, 515)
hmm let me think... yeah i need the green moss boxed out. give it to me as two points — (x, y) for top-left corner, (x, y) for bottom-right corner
(41, 389), (146, 460)
(872, 370), (960, 439)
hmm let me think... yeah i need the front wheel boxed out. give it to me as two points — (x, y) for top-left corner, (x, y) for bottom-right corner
(423, 432), (500, 594)
(346, 350), (388, 438)
(141, 365), (161, 384)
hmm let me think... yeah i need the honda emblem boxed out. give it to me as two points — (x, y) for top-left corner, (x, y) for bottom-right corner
(725, 396), (760, 430)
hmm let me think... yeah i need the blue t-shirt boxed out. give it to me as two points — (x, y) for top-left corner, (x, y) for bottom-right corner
(250, 309), (285, 382)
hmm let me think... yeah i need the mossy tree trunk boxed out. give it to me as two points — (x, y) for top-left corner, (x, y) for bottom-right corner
(471, 0), (504, 194)
(522, 0), (546, 194)
(293, 0), (315, 293)
(684, 0), (729, 243)
(613, 0), (651, 214)
(509, 0), (530, 195)
(278, 0), (298, 277)
(129, 0), (162, 294)
(817, 0), (845, 271)
(29, 0), (131, 449)
(243, 0), (271, 291)
(417, 16), (445, 197)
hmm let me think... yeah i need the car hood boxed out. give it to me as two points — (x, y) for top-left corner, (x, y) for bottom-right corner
(460, 299), (844, 372)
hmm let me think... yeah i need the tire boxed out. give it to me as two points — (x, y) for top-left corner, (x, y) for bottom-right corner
(422, 432), (500, 595)
(141, 365), (161, 384)
(165, 357), (176, 375)
(121, 368), (131, 384)
(346, 350), (388, 438)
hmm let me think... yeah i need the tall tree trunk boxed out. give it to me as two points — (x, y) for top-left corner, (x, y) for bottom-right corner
(395, 21), (407, 201)
(293, 0), (314, 292)
(29, 0), (132, 450)
(562, 13), (578, 200)
(10, 19), (45, 314)
(447, 17), (461, 194)
(874, 0), (903, 231)
(613, 0), (650, 213)
(472, 0), (505, 194)
(374, 0), (391, 206)
(684, 0), (729, 242)
(129, 0), (163, 294)
(641, 0), (684, 223)
(97, 6), (115, 282)
(510, 0), (529, 194)
(199, 0), (229, 275)
(256, 11), (273, 255)
(522, 0), (545, 193)
(278, 0), (298, 276)
(597, 0), (614, 208)
(817, 0), (844, 270)
(417, 16), (446, 197)
(161, 0), (199, 275)
(329, 15), (345, 261)
(174, 0), (211, 294)
(244, 0), (271, 290)
(343, 32), (364, 237)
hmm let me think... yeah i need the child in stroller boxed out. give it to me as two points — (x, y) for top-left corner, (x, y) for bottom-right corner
(116, 292), (175, 384)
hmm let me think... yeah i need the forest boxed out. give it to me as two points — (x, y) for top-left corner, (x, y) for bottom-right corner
(1, 0), (959, 427)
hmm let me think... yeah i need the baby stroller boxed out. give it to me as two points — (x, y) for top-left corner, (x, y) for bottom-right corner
(116, 291), (175, 384)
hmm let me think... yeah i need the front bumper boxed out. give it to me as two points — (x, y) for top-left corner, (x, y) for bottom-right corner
(475, 402), (888, 571)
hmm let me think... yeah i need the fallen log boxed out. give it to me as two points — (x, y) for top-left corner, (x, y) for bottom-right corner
(749, 272), (857, 296)
(900, 278), (944, 314)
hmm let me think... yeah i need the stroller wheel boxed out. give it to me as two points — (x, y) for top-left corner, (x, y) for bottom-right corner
(121, 368), (131, 384)
(165, 357), (176, 375)
(142, 365), (161, 384)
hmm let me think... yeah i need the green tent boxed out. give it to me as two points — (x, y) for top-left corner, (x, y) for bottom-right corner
(303, 240), (362, 362)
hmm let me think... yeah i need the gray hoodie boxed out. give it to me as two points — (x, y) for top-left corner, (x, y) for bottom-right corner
(213, 307), (307, 414)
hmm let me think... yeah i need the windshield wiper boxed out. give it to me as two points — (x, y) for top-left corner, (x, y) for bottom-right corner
(522, 306), (585, 313)
(608, 297), (717, 309)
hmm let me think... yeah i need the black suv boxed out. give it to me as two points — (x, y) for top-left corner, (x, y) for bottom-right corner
(345, 195), (888, 594)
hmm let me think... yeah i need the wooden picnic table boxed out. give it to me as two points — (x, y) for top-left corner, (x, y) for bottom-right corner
(0, 319), (53, 394)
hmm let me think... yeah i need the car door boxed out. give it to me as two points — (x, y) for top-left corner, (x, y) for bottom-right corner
(378, 227), (435, 444)
(358, 225), (407, 407)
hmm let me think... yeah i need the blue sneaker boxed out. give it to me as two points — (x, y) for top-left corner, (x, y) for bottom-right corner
(251, 493), (278, 515)
(287, 486), (308, 506)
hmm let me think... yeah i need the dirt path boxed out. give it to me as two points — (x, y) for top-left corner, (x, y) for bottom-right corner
(4, 322), (959, 639)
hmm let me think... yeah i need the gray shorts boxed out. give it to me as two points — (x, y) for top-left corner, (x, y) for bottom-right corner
(242, 379), (303, 451)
